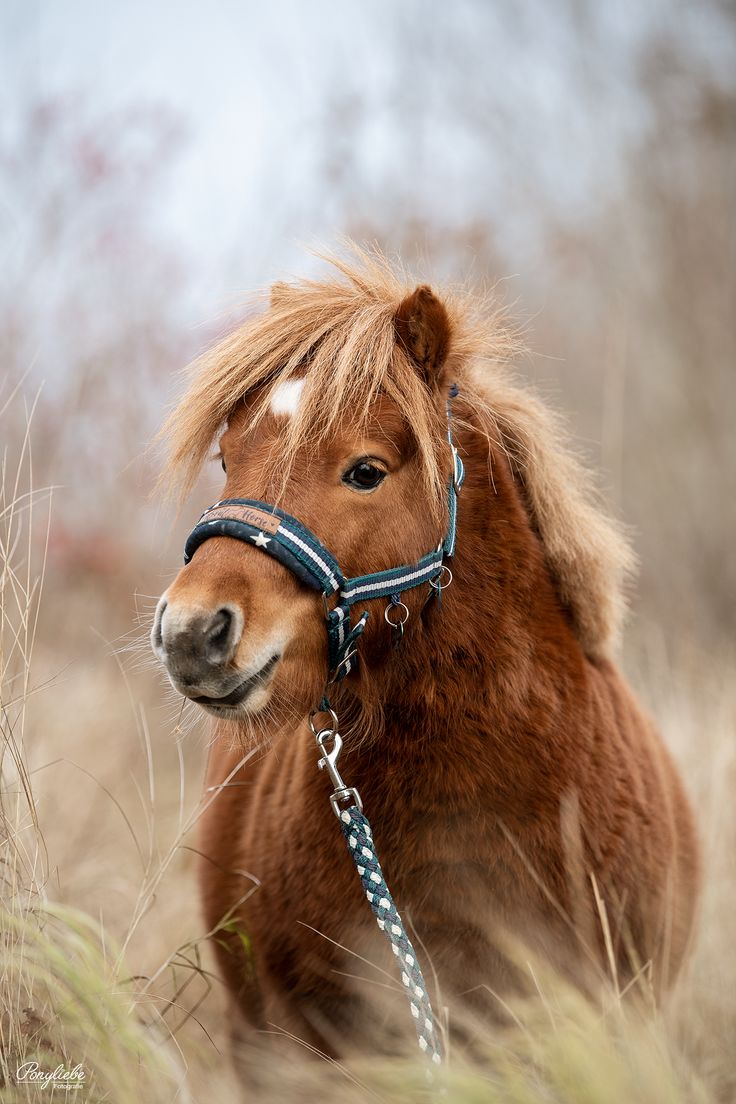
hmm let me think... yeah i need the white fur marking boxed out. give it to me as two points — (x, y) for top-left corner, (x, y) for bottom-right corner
(270, 378), (305, 417)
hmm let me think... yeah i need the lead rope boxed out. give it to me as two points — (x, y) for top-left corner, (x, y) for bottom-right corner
(310, 711), (444, 1066)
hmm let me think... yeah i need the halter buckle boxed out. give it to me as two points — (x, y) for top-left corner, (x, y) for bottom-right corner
(327, 646), (358, 684)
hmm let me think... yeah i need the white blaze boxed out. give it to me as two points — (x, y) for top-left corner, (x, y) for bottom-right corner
(270, 378), (305, 417)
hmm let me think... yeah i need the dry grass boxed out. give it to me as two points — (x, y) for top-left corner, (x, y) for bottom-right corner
(1, 400), (735, 1104)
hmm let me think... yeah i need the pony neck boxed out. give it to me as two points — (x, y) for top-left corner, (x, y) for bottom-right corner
(353, 420), (591, 747)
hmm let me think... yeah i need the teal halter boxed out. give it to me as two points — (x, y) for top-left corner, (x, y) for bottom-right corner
(183, 387), (464, 682)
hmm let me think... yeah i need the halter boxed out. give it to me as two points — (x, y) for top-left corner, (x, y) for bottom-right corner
(183, 385), (465, 683)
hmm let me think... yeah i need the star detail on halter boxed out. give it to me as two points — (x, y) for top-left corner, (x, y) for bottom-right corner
(250, 531), (271, 548)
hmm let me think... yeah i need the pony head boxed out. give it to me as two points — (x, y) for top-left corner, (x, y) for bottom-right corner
(152, 266), (462, 727)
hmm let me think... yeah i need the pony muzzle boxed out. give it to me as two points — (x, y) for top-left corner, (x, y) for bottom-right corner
(151, 595), (280, 711)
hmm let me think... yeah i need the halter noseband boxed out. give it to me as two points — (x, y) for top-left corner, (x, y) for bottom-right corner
(183, 387), (464, 682)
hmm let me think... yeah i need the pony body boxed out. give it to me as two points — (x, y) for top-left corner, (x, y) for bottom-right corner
(153, 251), (700, 1059)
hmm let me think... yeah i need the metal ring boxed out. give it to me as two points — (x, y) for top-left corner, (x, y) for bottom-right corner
(309, 705), (339, 737)
(315, 727), (337, 750)
(429, 565), (453, 592)
(384, 600), (409, 628)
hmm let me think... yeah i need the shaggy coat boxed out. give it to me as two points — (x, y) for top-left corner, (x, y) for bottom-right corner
(155, 250), (700, 1059)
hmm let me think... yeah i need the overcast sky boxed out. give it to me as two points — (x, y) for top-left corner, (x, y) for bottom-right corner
(3, 1), (403, 295)
(2, 0), (733, 316)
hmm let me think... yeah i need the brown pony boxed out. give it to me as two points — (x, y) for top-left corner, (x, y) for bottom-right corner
(152, 249), (699, 1062)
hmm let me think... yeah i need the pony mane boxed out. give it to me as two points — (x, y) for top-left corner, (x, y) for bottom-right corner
(458, 368), (636, 656)
(161, 245), (634, 656)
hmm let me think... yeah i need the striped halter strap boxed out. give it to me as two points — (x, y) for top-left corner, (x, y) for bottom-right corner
(183, 386), (464, 682)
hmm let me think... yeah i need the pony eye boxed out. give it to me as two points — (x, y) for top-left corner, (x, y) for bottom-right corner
(342, 461), (386, 492)
(221, 457), (227, 474)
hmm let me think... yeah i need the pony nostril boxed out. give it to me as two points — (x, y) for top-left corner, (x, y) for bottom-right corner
(207, 609), (231, 648)
(204, 606), (241, 664)
(153, 601), (243, 673)
(152, 598), (167, 652)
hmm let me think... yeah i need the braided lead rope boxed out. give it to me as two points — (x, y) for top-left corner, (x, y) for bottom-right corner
(338, 804), (444, 1064)
(311, 715), (444, 1065)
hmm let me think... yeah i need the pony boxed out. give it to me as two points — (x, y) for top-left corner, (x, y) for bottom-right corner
(151, 248), (699, 1064)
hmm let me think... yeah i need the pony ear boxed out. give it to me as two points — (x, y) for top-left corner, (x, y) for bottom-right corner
(394, 285), (452, 385)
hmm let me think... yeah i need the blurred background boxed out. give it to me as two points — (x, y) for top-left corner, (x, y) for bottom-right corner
(1, 2), (734, 1100)
(2, 0), (734, 645)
